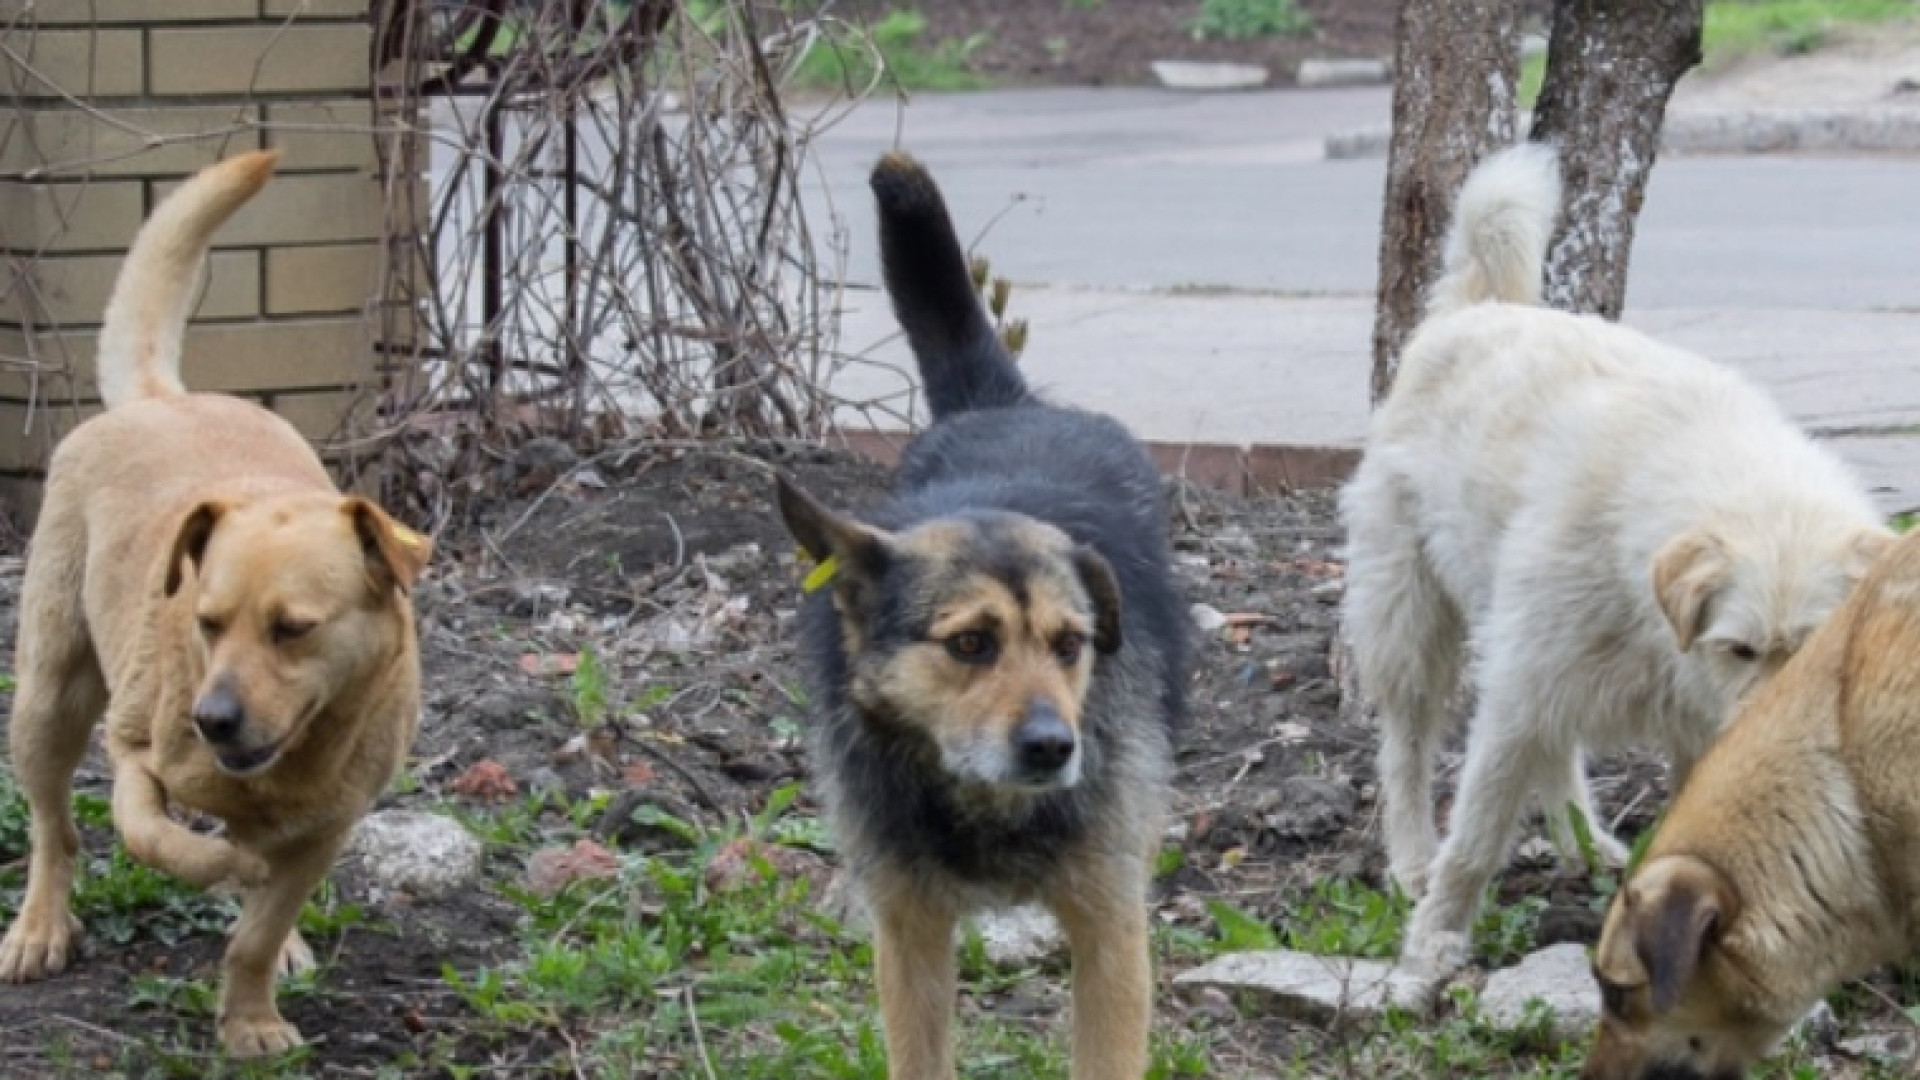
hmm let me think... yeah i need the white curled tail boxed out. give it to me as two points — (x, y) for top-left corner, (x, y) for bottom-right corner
(1425, 142), (1561, 319)
(96, 150), (279, 409)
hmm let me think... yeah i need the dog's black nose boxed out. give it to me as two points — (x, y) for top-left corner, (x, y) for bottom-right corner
(1013, 706), (1076, 773)
(192, 684), (246, 745)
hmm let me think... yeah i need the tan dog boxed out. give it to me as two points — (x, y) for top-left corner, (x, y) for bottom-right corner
(0, 151), (429, 1058)
(1584, 527), (1920, 1079)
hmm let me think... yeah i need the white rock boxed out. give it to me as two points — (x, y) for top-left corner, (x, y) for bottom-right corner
(1840, 1031), (1916, 1065)
(1151, 60), (1269, 92)
(350, 810), (484, 900)
(1296, 57), (1390, 89)
(971, 905), (1066, 967)
(1477, 944), (1599, 1039)
(1174, 949), (1433, 1023)
(1190, 603), (1230, 632)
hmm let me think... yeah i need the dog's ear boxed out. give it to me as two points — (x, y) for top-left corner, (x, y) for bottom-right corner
(1072, 545), (1123, 654)
(1844, 528), (1896, 582)
(346, 498), (433, 596)
(1622, 855), (1737, 1015)
(775, 474), (893, 611)
(1653, 530), (1730, 651)
(165, 501), (229, 597)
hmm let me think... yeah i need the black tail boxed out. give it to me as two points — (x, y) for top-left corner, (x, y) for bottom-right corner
(870, 152), (1029, 420)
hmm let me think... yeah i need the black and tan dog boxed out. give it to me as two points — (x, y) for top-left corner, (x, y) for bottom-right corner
(1582, 527), (1920, 1079)
(776, 154), (1187, 1080)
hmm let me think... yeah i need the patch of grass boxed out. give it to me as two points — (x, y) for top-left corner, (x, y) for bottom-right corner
(1703, 0), (1918, 58)
(1892, 509), (1917, 534)
(73, 848), (239, 948)
(794, 10), (990, 93)
(1523, 0), (1919, 106)
(1278, 877), (1407, 959)
(1188, 0), (1314, 42)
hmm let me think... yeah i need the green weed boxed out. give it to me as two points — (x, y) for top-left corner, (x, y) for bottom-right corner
(1188, 0), (1314, 42)
(793, 10), (990, 92)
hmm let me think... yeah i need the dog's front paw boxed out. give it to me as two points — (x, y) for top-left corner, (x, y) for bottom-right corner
(1397, 929), (1471, 984)
(0, 910), (81, 982)
(276, 931), (316, 979)
(221, 1015), (304, 1059)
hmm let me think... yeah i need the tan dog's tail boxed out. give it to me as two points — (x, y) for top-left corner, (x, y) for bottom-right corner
(97, 151), (280, 409)
(1425, 142), (1560, 319)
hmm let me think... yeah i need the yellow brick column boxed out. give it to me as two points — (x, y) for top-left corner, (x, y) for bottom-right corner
(0, 0), (387, 519)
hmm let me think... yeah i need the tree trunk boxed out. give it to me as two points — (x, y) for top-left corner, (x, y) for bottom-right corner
(1529, 0), (1704, 318)
(1368, 0), (1523, 402)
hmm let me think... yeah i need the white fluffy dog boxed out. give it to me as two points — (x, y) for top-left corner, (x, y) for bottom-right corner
(1341, 143), (1893, 981)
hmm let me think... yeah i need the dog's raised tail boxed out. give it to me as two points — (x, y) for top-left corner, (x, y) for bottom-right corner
(870, 152), (1028, 420)
(1426, 142), (1560, 319)
(97, 150), (280, 409)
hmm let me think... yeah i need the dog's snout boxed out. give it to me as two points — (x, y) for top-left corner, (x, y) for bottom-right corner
(1012, 704), (1075, 774)
(192, 683), (247, 745)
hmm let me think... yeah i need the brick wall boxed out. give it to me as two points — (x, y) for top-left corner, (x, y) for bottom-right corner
(0, 0), (389, 519)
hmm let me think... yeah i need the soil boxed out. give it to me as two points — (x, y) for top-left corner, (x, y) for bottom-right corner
(843, 0), (1401, 88)
(0, 443), (1691, 1077)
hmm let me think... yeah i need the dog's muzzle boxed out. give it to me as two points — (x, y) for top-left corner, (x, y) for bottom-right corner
(192, 682), (282, 776)
(1011, 703), (1078, 785)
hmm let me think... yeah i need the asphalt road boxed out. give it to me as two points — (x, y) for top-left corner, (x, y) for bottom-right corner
(801, 88), (1920, 313)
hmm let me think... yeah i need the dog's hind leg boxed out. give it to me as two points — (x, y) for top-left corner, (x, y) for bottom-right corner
(0, 538), (109, 983)
(1341, 474), (1465, 899)
(1399, 690), (1552, 981)
(1540, 750), (1631, 870)
(1049, 854), (1153, 1080)
(870, 874), (959, 1080)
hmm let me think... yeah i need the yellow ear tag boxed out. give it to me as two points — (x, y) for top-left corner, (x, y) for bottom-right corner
(802, 554), (839, 594)
(393, 525), (427, 551)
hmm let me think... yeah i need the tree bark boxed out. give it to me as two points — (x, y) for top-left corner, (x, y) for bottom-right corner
(1368, 0), (1522, 402)
(1529, 0), (1704, 318)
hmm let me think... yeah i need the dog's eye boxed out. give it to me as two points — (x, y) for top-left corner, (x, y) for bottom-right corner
(1727, 643), (1760, 662)
(197, 616), (223, 639)
(271, 619), (316, 646)
(1053, 632), (1086, 666)
(945, 631), (996, 664)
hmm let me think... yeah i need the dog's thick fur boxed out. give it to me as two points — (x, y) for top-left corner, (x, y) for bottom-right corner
(777, 153), (1186, 1080)
(0, 152), (430, 1057)
(1341, 143), (1893, 980)
(1583, 529), (1920, 1080)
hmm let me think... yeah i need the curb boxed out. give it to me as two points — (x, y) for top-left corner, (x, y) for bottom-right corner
(834, 430), (1360, 497)
(1326, 109), (1920, 160)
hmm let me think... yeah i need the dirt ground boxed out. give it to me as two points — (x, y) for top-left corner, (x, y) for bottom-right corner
(0, 441), (1704, 1077)
(845, 0), (1401, 88)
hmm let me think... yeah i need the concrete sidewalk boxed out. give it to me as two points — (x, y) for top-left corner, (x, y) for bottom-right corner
(832, 288), (1920, 514)
(805, 88), (1920, 514)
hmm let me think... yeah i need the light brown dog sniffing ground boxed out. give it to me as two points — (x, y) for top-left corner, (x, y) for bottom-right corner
(0, 151), (430, 1058)
(1584, 527), (1920, 1080)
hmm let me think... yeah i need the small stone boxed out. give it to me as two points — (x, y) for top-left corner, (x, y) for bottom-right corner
(1263, 775), (1358, 840)
(1477, 944), (1599, 1040)
(1296, 57), (1391, 89)
(525, 838), (622, 897)
(350, 810), (484, 900)
(1840, 1030), (1915, 1065)
(1174, 949), (1432, 1024)
(704, 837), (828, 893)
(522, 767), (567, 797)
(1311, 579), (1344, 604)
(449, 759), (519, 803)
(1191, 603), (1230, 633)
(969, 906), (1066, 967)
